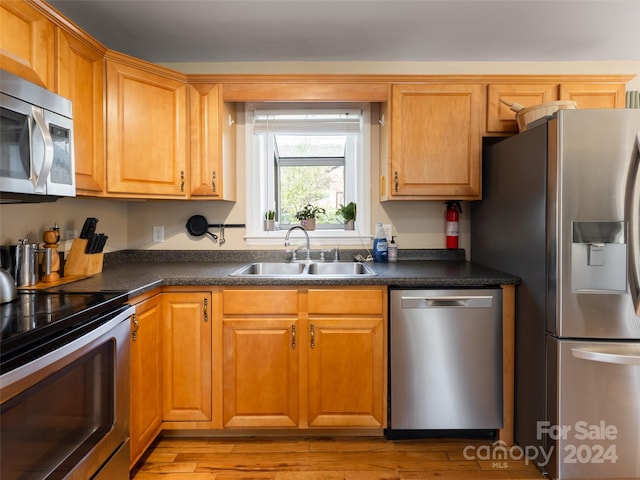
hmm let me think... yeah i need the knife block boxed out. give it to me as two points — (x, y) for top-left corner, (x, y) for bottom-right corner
(64, 238), (104, 277)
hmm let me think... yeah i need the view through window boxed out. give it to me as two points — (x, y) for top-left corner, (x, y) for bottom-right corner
(252, 107), (362, 230)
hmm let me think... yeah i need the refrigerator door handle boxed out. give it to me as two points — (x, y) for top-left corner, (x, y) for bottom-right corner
(571, 346), (640, 366)
(628, 132), (640, 316)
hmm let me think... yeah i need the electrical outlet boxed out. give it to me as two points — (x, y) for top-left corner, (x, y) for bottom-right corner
(382, 224), (393, 239)
(152, 226), (164, 243)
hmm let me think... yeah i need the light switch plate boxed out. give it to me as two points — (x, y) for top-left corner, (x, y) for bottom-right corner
(382, 224), (392, 239)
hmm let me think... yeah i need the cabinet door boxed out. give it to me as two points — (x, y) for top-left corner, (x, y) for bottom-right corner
(222, 318), (299, 428)
(106, 59), (187, 196)
(486, 83), (558, 134)
(57, 30), (105, 193)
(129, 294), (163, 469)
(559, 83), (627, 109)
(389, 84), (482, 199)
(189, 83), (236, 199)
(162, 292), (212, 422)
(307, 318), (384, 427)
(0, 0), (54, 89)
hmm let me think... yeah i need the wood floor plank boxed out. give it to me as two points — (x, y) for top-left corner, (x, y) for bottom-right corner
(130, 436), (545, 480)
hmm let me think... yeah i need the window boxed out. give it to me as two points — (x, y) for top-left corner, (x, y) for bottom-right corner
(245, 103), (371, 245)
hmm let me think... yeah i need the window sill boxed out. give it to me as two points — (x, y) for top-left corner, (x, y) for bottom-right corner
(245, 229), (372, 247)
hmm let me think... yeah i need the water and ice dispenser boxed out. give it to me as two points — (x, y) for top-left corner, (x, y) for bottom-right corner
(571, 221), (627, 293)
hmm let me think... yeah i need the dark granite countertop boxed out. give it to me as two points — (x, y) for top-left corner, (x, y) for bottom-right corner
(47, 249), (519, 299)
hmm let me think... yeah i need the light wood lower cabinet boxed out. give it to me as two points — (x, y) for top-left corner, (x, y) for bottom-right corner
(161, 289), (213, 424)
(223, 318), (300, 427)
(129, 292), (163, 469)
(221, 286), (387, 429)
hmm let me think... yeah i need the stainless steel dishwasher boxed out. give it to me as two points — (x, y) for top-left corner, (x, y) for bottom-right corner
(389, 288), (503, 432)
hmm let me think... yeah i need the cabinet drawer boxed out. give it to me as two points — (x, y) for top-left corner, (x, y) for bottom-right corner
(308, 288), (384, 315)
(223, 289), (298, 315)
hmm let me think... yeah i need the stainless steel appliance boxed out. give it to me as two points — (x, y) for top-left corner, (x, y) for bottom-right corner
(388, 288), (503, 433)
(471, 109), (640, 479)
(0, 69), (75, 203)
(0, 291), (133, 479)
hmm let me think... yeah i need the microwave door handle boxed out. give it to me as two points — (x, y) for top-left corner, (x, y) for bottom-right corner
(571, 347), (640, 366)
(31, 106), (53, 194)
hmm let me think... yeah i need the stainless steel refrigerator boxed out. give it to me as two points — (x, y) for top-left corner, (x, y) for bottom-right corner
(471, 109), (640, 479)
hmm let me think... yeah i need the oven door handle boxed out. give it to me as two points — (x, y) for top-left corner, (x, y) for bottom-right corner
(31, 106), (54, 194)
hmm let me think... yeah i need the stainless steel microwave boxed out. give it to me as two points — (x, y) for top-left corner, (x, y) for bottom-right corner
(0, 69), (75, 203)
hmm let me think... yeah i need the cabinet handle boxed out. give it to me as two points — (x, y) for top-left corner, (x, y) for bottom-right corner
(394, 171), (399, 193)
(291, 324), (296, 350)
(310, 323), (315, 349)
(203, 297), (209, 322)
(131, 313), (139, 341)
(180, 170), (185, 192)
(211, 171), (217, 193)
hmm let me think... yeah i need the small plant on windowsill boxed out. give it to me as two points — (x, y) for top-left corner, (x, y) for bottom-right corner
(294, 204), (325, 231)
(336, 201), (357, 230)
(264, 210), (276, 231)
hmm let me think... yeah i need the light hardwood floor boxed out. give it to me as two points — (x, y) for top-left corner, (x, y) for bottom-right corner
(131, 435), (545, 479)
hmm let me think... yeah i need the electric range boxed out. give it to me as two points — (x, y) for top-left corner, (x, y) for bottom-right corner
(0, 290), (129, 374)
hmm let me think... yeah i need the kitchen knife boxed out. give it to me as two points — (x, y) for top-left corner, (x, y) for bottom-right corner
(96, 234), (108, 253)
(79, 217), (98, 239)
(85, 234), (99, 254)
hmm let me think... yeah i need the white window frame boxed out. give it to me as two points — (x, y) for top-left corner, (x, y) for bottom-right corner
(244, 102), (371, 246)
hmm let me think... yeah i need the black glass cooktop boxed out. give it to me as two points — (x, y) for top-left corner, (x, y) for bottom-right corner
(1, 290), (128, 373)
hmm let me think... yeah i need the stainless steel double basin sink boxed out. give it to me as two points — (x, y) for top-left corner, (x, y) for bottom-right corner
(230, 261), (376, 278)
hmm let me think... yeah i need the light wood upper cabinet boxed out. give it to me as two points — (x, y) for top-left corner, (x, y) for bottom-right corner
(486, 83), (557, 134)
(161, 290), (212, 423)
(559, 83), (627, 109)
(105, 54), (188, 197)
(129, 293), (163, 469)
(57, 30), (105, 193)
(0, 0), (54, 89)
(384, 84), (483, 200)
(188, 83), (237, 200)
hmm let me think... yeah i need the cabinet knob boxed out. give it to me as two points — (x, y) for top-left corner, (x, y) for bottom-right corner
(203, 297), (209, 322)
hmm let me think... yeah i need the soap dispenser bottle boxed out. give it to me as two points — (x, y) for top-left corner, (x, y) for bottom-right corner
(372, 223), (388, 262)
(388, 236), (398, 262)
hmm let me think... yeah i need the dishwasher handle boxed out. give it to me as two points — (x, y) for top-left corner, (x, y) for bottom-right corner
(400, 295), (494, 309)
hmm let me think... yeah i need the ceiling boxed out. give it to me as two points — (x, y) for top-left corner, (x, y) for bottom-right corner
(48, 0), (640, 64)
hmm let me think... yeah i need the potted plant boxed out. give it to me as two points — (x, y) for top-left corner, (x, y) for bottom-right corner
(264, 210), (276, 231)
(336, 201), (357, 230)
(294, 204), (325, 231)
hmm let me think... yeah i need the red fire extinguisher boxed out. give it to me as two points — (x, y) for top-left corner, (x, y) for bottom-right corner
(445, 201), (462, 249)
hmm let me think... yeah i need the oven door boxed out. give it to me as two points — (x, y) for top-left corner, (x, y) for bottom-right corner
(0, 305), (133, 480)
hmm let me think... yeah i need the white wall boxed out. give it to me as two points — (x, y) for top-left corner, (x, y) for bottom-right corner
(2, 61), (638, 256)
